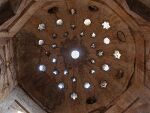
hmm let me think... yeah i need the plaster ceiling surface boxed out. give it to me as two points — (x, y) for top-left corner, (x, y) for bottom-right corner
(0, 0), (150, 113)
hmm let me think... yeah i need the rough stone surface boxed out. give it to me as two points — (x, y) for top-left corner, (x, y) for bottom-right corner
(0, 86), (46, 113)
(0, 39), (16, 101)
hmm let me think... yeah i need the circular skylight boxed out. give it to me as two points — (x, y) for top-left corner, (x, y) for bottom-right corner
(70, 92), (78, 100)
(56, 19), (63, 26)
(104, 37), (110, 45)
(51, 58), (57, 63)
(71, 77), (77, 83)
(90, 69), (96, 74)
(102, 64), (110, 71)
(64, 69), (69, 75)
(71, 50), (80, 59)
(58, 82), (65, 90)
(84, 19), (91, 26)
(84, 82), (91, 89)
(38, 65), (46, 72)
(38, 40), (44, 46)
(52, 69), (59, 75)
(38, 23), (46, 31)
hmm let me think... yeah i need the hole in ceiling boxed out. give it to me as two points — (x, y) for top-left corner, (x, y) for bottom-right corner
(52, 33), (57, 39)
(56, 19), (63, 26)
(104, 37), (110, 45)
(102, 64), (110, 72)
(86, 96), (97, 104)
(102, 21), (110, 30)
(100, 80), (108, 88)
(84, 82), (91, 89)
(48, 7), (59, 14)
(71, 50), (80, 59)
(64, 69), (69, 75)
(69, 8), (76, 15)
(71, 77), (77, 83)
(38, 40), (44, 46)
(51, 57), (57, 63)
(58, 82), (65, 90)
(97, 50), (104, 57)
(90, 69), (96, 75)
(91, 32), (96, 38)
(70, 92), (78, 100)
(52, 69), (59, 76)
(38, 23), (46, 31)
(38, 65), (46, 72)
(84, 19), (91, 26)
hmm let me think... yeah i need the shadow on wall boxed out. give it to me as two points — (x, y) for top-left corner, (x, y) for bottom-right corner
(126, 0), (150, 21)
(0, 0), (22, 25)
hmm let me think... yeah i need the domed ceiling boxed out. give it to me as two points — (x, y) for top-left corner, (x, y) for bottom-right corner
(4, 0), (149, 113)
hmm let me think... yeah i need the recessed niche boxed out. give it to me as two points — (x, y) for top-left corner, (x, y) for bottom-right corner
(88, 5), (99, 12)
(86, 96), (97, 104)
(63, 32), (69, 37)
(116, 69), (124, 79)
(52, 33), (57, 39)
(0, 1), (16, 25)
(69, 8), (76, 15)
(100, 80), (108, 88)
(117, 31), (126, 42)
(48, 7), (59, 14)
(91, 43), (96, 48)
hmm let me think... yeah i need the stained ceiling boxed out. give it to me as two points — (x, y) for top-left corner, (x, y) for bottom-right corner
(0, 0), (150, 113)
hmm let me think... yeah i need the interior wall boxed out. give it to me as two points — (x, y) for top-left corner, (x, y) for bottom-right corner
(0, 86), (47, 113)
(0, 39), (16, 101)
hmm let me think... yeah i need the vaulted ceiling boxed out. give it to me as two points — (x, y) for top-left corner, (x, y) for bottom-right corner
(0, 0), (150, 113)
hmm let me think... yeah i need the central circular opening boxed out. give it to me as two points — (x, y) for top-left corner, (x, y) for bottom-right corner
(71, 50), (80, 59)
